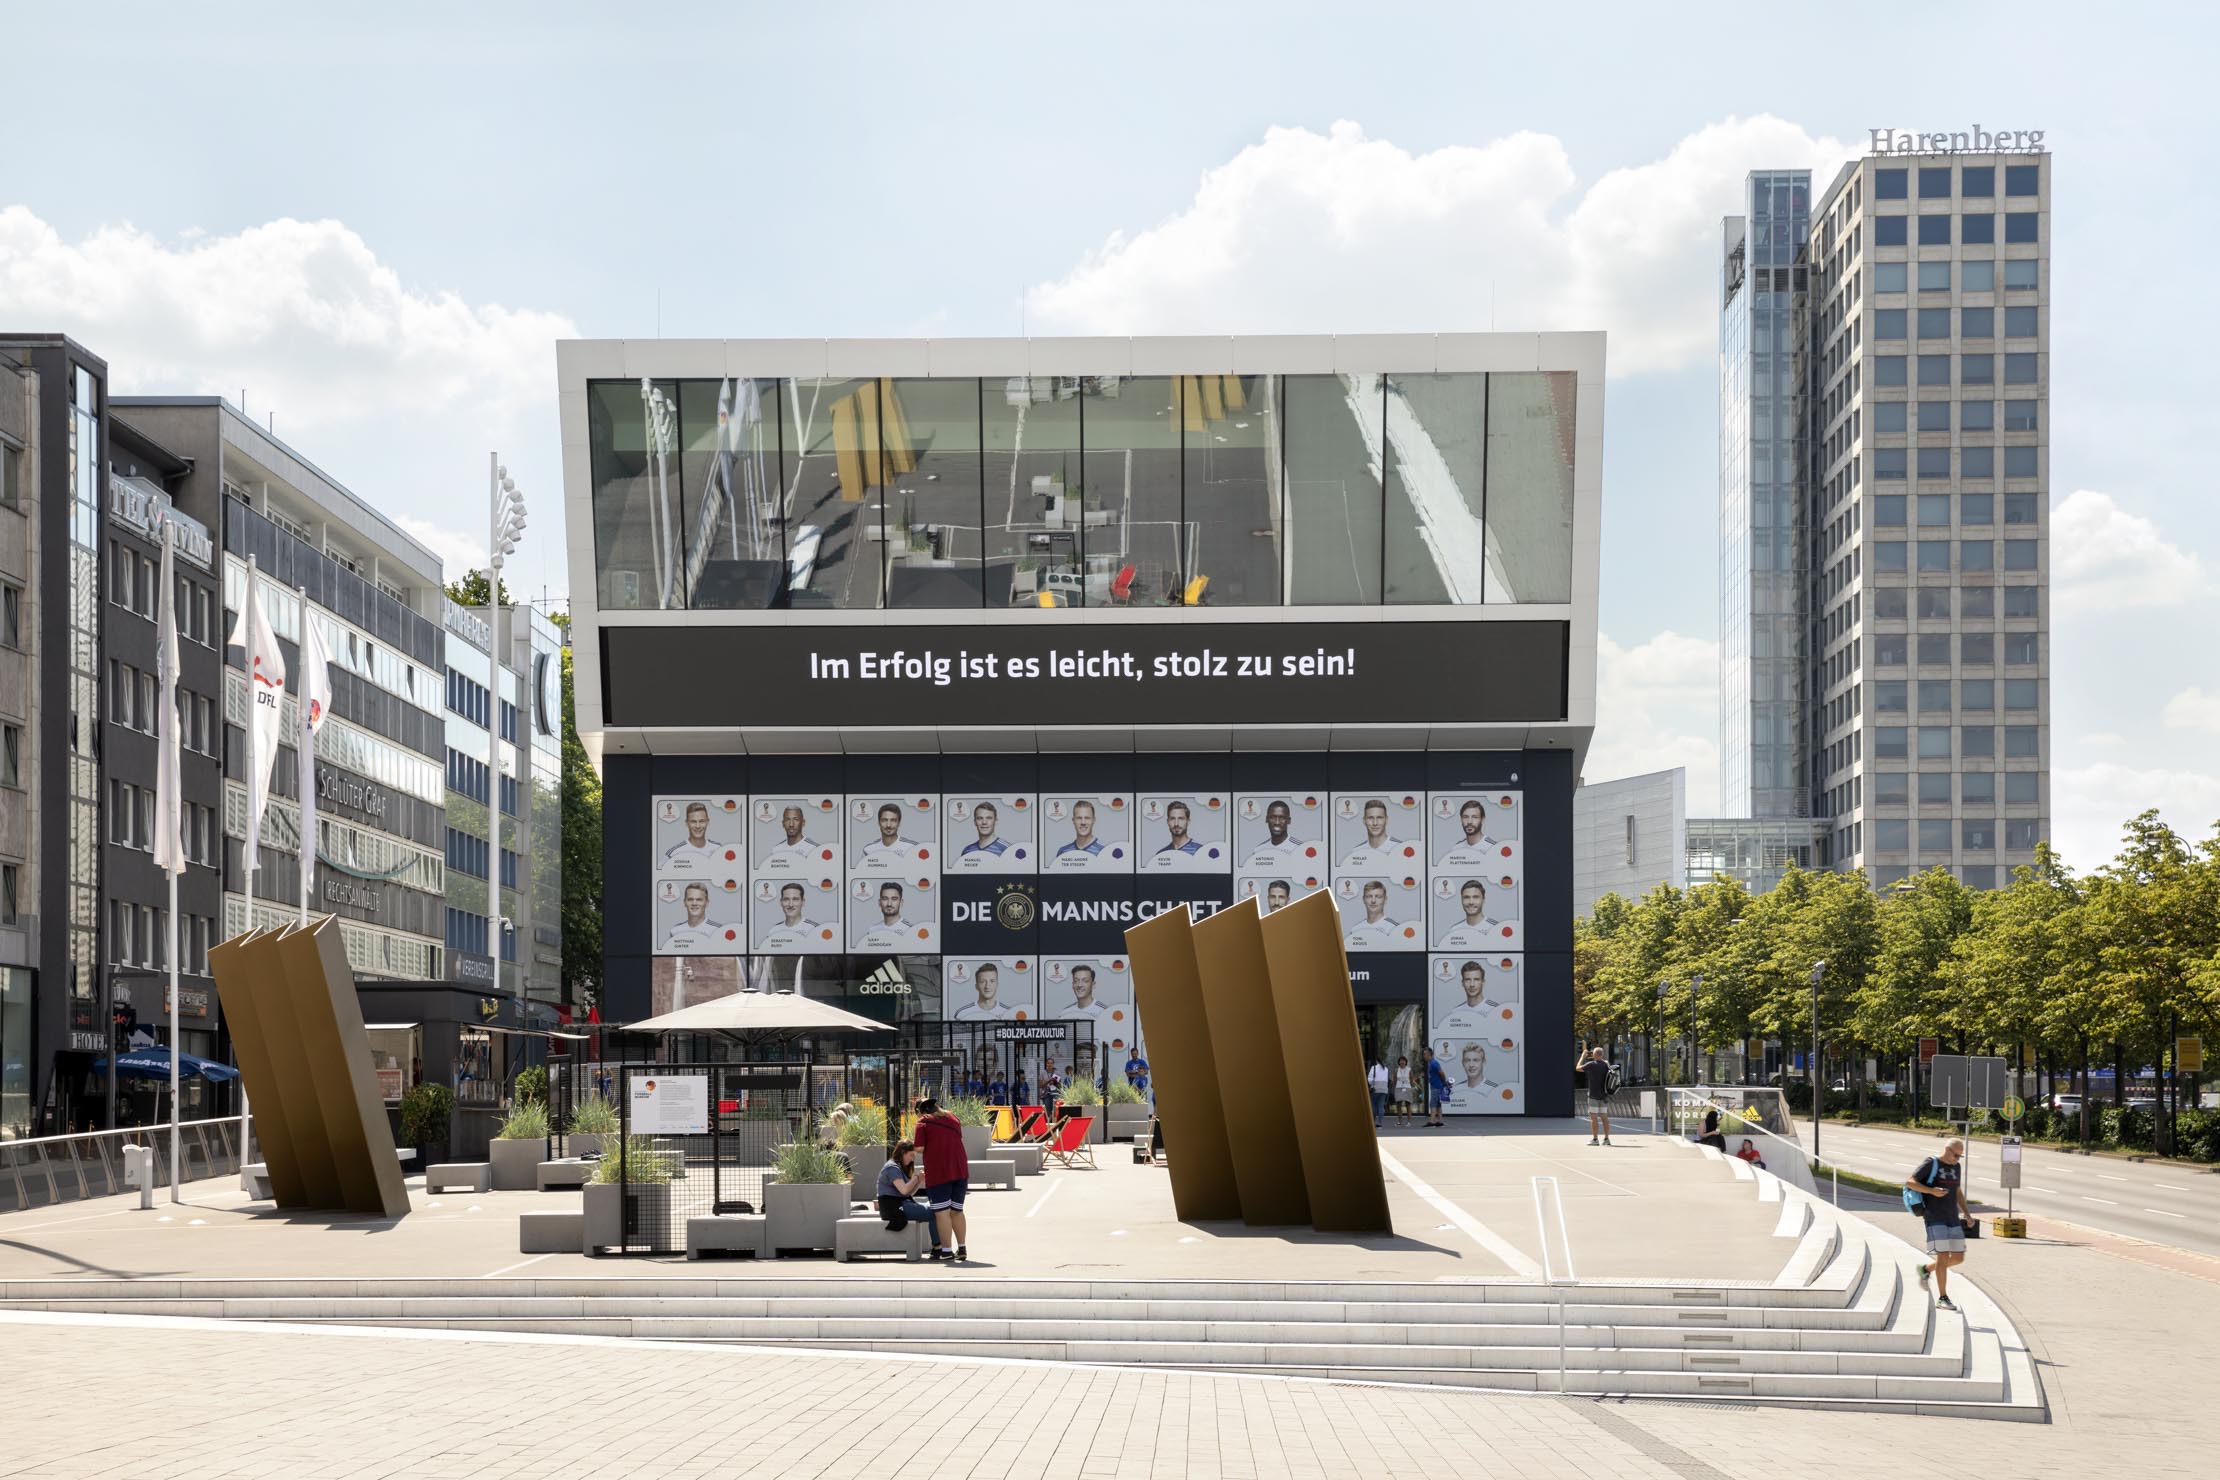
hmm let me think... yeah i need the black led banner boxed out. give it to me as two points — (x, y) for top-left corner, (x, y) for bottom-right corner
(604, 620), (1567, 729)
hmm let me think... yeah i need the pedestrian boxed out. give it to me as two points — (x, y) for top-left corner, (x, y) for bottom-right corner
(1367, 1057), (1390, 1127)
(1905, 1137), (1972, 1311)
(875, 1140), (934, 1235)
(1124, 1048), (1150, 1097)
(1012, 1068), (1032, 1105)
(1424, 1049), (1451, 1127)
(910, 1096), (970, 1263)
(1392, 1055), (1415, 1127)
(1697, 1108), (1727, 1151)
(1578, 1046), (1614, 1145)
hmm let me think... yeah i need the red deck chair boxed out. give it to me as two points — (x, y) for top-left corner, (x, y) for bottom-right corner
(1043, 1114), (1097, 1169)
(1015, 1105), (1049, 1142)
(1109, 565), (1136, 604)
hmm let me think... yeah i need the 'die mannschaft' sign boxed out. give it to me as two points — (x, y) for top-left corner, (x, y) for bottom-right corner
(1869, 126), (2047, 157)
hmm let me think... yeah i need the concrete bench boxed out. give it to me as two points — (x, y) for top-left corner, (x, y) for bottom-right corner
(835, 1215), (930, 1262)
(426, 1163), (491, 1194)
(520, 1209), (585, 1253)
(970, 1159), (1017, 1190)
(995, 1142), (1044, 1176)
(686, 1214), (769, 1260)
(536, 1159), (593, 1191)
(241, 1162), (272, 1199)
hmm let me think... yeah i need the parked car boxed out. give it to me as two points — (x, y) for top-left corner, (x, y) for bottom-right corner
(2048, 1093), (2083, 1115)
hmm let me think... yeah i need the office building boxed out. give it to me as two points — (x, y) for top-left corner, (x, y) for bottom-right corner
(1572, 769), (1686, 916)
(561, 334), (1601, 1115)
(1717, 145), (2052, 889)
(0, 344), (49, 1138)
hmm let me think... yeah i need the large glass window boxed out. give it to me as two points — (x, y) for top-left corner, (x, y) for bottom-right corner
(2005, 213), (2039, 244)
(1961, 490), (1994, 522)
(1875, 402), (1908, 434)
(1282, 374), (1382, 605)
(2004, 447), (2038, 478)
(1961, 166), (1995, 197)
(589, 379), (678, 610)
(1917, 448), (1951, 479)
(1873, 772), (1910, 805)
(1875, 309), (1907, 339)
(884, 378), (986, 609)
(1875, 216), (1909, 247)
(1876, 680), (1908, 713)
(1877, 540), (1908, 571)
(1961, 678), (1994, 711)
(1875, 262), (1908, 293)
(1917, 307), (1952, 339)
(785, 378), (888, 609)
(1183, 374), (1279, 606)
(984, 376), (1082, 608)
(2006, 818), (2042, 850)
(1962, 447), (1995, 479)
(1960, 307), (1994, 339)
(1917, 261), (1952, 292)
(2004, 353), (2039, 385)
(1961, 354), (1994, 385)
(1917, 633), (1952, 664)
(1962, 772), (1996, 805)
(2004, 306), (2039, 338)
(1918, 166), (1953, 198)
(1917, 540), (1951, 572)
(1876, 356), (1908, 387)
(1962, 818), (1996, 850)
(1876, 819), (1909, 851)
(1918, 214), (1952, 246)
(2004, 586), (2038, 618)
(1918, 355), (1952, 387)
(1480, 371), (1576, 602)
(2005, 165), (2040, 196)
(1961, 214), (1995, 245)
(2005, 772), (2039, 804)
(1961, 586), (1994, 618)
(2005, 726), (2039, 758)
(2004, 260), (2039, 291)
(1961, 539), (1994, 572)
(1876, 726), (1908, 759)
(2003, 493), (2039, 525)
(680, 378), (785, 610)
(1918, 679), (1953, 712)
(1919, 819), (1952, 849)
(1385, 373), (1485, 603)
(1961, 400), (1995, 431)
(1875, 494), (1906, 526)
(1876, 449), (1907, 481)
(1962, 725), (1994, 758)
(1962, 260), (1996, 293)
(1073, 376), (1181, 609)
(1961, 632), (1995, 664)
(1917, 493), (1951, 526)
(1877, 168), (1908, 199)
(2005, 678), (2039, 709)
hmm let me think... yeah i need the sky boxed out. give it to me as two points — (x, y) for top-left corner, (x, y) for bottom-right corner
(3, 3), (2214, 873)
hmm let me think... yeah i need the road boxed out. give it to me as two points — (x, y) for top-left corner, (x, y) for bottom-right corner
(1806, 1119), (2220, 1258)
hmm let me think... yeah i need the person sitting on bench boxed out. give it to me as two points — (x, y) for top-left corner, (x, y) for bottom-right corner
(876, 1140), (935, 1240)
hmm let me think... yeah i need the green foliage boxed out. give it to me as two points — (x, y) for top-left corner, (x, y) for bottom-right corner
(1058, 1079), (1102, 1106)
(398, 1083), (454, 1148)
(940, 1095), (994, 1127)
(443, 571), (514, 607)
(1106, 1079), (1147, 1104)
(556, 631), (604, 1012)
(568, 1096), (620, 1135)
(496, 1100), (548, 1140)
(773, 1139), (853, 1185)
(590, 1136), (676, 1184)
(835, 1102), (888, 1146)
(513, 1066), (549, 1105)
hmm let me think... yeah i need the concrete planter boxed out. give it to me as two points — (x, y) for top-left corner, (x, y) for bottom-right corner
(765, 1180), (851, 1253)
(566, 1132), (606, 1159)
(488, 1137), (543, 1191)
(960, 1124), (993, 1161)
(1105, 1104), (1151, 1142)
(582, 1180), (673, 1254)
(841, 1145), (888, 1204)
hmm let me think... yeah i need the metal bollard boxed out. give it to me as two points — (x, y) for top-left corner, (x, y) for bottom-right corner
(122, 1143), (154, 1210)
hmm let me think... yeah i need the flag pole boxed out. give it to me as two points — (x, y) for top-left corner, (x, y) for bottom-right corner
(239, 554), (258, 1176)
(297, 584), (312, 930)
(159, 517), (183, 1202)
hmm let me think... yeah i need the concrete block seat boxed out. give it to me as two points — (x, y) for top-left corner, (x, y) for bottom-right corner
(241, 1163), (272, 1200)
(519, 1209), (585, 1253)
(426, 1163), (491, 1194)
(836, 1216), (930, 1262)
(686, 1214), (769, 1261)
(995, 1143), (1044, 1176)
(535, 1159), (593, 1191)
(969, 1159), (1017, 1190)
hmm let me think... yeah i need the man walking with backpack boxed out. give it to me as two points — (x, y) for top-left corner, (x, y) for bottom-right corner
(1905, 1138), (1972, 1311)
(1578, 1046), (1615, 1145)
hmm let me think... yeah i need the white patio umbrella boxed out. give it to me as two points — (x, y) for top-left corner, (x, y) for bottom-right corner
(625, 989), (895, 1045)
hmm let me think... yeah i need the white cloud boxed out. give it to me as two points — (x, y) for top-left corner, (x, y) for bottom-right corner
(1027, 116), (1850, 375)
(1587, 630), (1720, 813)
(2161, 687), (2220, 735)
(2052, 489), (2208, 611)
(0, 205), (577, 599)
(394, 516), (486, 580)
(2052, 761), (2220, 871)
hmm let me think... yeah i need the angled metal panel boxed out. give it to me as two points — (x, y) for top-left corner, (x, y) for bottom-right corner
(1188, 897), (1310, 1226)
(1258, 890), (1392, 1233)
(1124, 907), (1240, 1221)
(275, 917), (412, 1217)
(206, 927), (313, 1207)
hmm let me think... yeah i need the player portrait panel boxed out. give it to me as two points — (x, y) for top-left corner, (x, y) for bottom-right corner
(1135, 794), (1230, 873)
(1238, 873), (1324, 917)
(1426, 870), (1524, 950)
(1428, 954), (1523, 1036)
(652, 876), (747, 955)
(1428, 790), (1523, 874)
(1329, 791), (1425, 876)
(651, 795), (746, 877)
(1433, 1033), (1524, 1114)
(943, 957), (1039, 1022)
(846, 874), (939, 951)
(943, 795), (1037, 873)
(1332, 873), (1425, 951)
(748, 877), (844, 954)
(749, 795), (843, 877)
(1232, 793), (1327, 874)
(1041, 794), (1133, 873)
(1040, 956), (1138, 1054)
(847, 795), (937, 875)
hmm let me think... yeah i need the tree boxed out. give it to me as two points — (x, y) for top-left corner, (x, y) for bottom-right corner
(445, 570), (514, 608)
(551, 614), (604, 1010)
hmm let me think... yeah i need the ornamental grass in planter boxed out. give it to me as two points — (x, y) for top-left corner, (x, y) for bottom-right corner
(766, 1139), (854, 1253)
(489, 1100), (550, 1189)
(582, 1136), (677, 1253)
(942, 1095), (995, 1159)
(566, 1095), (619, 1157)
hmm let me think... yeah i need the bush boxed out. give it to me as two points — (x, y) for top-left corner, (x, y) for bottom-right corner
(398, 1083), (454, 1148)
(774, 1139), (853, 1185)
(590, 1136), (676, 1185)
(1058, 1079), (1102, 1107)
(940, 1095), (994, 1128)
(1106, 1079), (1146, 1105)
(835, 1102), (888, 1147)
(496, 1100), (548, 1140)
(513, 1066), (548, 1105)
(569, 1097), (620, 1135)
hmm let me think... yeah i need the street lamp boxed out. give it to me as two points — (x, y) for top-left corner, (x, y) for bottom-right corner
(1809, 959), (1828, 1161)
(487, 455), (526, 1079)
(1655, 978), (1669, 1087)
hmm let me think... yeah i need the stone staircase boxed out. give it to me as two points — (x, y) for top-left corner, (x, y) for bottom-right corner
(0, 1142), (2044, 1420)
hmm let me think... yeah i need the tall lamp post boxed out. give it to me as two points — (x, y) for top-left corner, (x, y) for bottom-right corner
(1809, 959), (1828, 1162)
(1689, 972), (1704, 1087)
(486, 455), (526, 1084)
(1655, 978), (1669, 1087)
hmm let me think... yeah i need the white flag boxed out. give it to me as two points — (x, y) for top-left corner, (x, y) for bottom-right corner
(295, 606), (333, 896)
(151, 519), (186, 876)
(227, 568), (287, 881)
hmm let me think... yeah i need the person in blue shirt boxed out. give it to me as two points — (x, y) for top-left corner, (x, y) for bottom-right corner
(1423, 1048), (1451, 1127)
(965, 1072), (985, 1098)
(1124, 1051), (1150, 1096)
(987, 1074), (1009, 1103)
(1012, 1069), (1032, 1104)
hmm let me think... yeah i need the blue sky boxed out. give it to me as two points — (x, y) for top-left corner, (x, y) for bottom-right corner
(4, 4), (2215, 868)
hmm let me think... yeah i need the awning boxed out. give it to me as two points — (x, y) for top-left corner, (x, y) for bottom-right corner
(363, 1022), (421, 1032)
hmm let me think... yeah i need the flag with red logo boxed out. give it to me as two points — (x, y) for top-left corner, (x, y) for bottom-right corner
(227, 570), (287, 880)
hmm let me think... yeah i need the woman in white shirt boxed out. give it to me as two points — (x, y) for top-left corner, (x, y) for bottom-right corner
(1391, 1056), (1416, 1127)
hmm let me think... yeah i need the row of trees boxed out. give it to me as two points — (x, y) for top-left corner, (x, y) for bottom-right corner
(1575, 812), (2220, 1122)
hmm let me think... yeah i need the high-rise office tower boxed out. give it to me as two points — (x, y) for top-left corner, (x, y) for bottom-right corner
(1715, 145), (2052, 891)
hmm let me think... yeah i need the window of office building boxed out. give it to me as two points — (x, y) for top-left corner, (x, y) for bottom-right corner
(2004, 538), (2039, 570)
(1918, 214), (1952, 246)
(2005, 632), (2039, 665)
(1384, 373), (1485, 604)
(1876, 216), (1908, 247)
(1875, 494), (1906, 526)
(883, 377), (988, 610)
(1961, 354), (1994, 385)
(1962, 260), (1996, 293)
(1876, 402), (1908, 434)
(2005, 678), (2039, 710)
(1962, 491), (1994, 524)
(1962, 725), (1994, 758)
(1877, 819), (1909, 850)
(1876, 356), (1908, 387)
(1877, 680), (1908, 713)
(2003, 306), (2039, 339)
(1918, 167), (1952, 198)
(1961, 678), (1994, 711)
(1915, 633), (1950, 665)
(1877, 168), (1908, 199)
(1875, 309), (1907, 339)
(2005, 818), (2042, 850)
(1877, 726), (1908, 759)
(1917, 540), (1951, 572)
(1480, 372), (1577, 603)
(1962, 448), (1995, 481)
(2003, 493), (2039, 526)
(2005, 773), (2039, 804)
(1877, 540), (1908, 572)
(2005, 165), (2041, 196)
(2003, 586), (2038, 618)
(1961, 400), (1995, 432)
(1919, 819), (1952, 849)
(2004, 260), (2039, 291)
(670, 378), (785, 610)
(1918, 355), (1952, 387)
(1874, 588), (1908, 619)
(1961, 214), (1995, 245)
(1962, 817), (1996, 850)
(1963, 772), (1996, 805)
(1917, 261), (1951, 292)
(1962, 539), (1995, 572)
(1918, 680), (1954, 713)
(2004, 353), (2038, 385)
(1916, 492), (1950, 526)
(588, 378), (679, 611)
(1875, 633), (1907, 665)
(2003, 400), (2038, 433)
(1914, 401), (1949, 435)
(1919, 775), (1953, 807)
(2005, 213), (2039, 244)
(1917, 588), (1952, 620)
(1075, 376), (1182, 610)
(1962, 165), (1995, 197)
(1877, 450), (1908, 482)
(1874, 772), (1910, 805)
(789, 376), (895, 610)
(1918, 448), (1951, 479)
(1960, 307), (1994, 339)
(1876, 262), (1908, 293)
(1184, 374), (1279, 606)
(1280, 373), (1381, 605)
(1961, 633), (1995, 665)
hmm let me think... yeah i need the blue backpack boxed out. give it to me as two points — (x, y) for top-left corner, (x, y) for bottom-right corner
(1902, 1156), (1936, 1215)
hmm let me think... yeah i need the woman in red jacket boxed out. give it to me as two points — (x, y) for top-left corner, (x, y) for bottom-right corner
(910, 1097), (971, 1262)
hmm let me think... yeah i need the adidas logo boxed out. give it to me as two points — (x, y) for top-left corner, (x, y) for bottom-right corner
(860, 960), (912, 996)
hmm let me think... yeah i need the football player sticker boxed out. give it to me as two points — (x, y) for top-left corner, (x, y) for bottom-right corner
(847, 875), (938, 951)
(944, 958), (1038, 1021)
(1335, 874), (1424, 951)
(1436, 1034), (1523, 1114)
(653, 795), (745, 877)
(1429, 954), (1523, 1034)
(750, 877), (841, 954)
(1238, 874), (1323, 916)
(1234, 793), (1326, 873)
(1042, 795), (1133, 874)
(654, 877), (745, 956)
(1428, 872), (1524, 950)
(944, 795), (1036, 873)
(1137, 794), (1228, 873)
(849, 796), (935, 875)
(1330, 792), (1424, 875)
(1041, 957), (1137, 1051)
(751, 796), (841, 877)
(1428, 791), (1523, 874)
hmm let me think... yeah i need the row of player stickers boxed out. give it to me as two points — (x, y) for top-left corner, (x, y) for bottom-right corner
(1429, 953), (1525, 1113)
(942, 957), (1140, 1054)
(651, 792), (1522, 881)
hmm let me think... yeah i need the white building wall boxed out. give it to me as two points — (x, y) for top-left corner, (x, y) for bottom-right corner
(1573, 768), (1687, 916)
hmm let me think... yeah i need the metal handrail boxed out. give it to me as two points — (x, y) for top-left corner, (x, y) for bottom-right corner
(0, 1116), (251, 1212)
(1664, 1087), (1819, 1196)
(1530, 1174), (1577, 1393)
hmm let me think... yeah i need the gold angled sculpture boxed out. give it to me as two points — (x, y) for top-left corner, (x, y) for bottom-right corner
(207, 916), (411, 1218)
(1126, 893), (1392, 1235)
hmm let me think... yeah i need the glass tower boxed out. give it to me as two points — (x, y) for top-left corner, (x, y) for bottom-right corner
(1718, 171), (1812, 819)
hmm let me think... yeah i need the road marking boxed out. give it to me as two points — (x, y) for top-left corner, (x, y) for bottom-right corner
(2082, 1196), (2119, 1206)
(1024, 1176), (1064, 1218)
(2097, 1174), (2129, 1182)
(2153, 1184), (2190, 1192)
(479, 1254), (553, 1279)
(2144, 1208), (2188, 1219)
(1376, 1147), (1544, 1278)
(2024, 1186), (2056, 1193)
